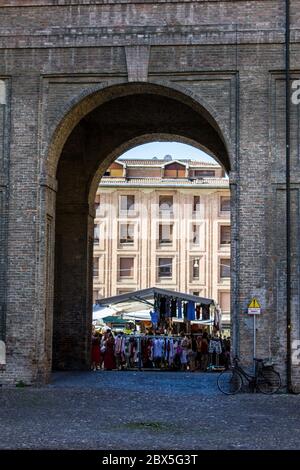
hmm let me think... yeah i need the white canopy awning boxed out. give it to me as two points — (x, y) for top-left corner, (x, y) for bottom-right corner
(92, 305), (119, 321)
(122, 310), (151, 321)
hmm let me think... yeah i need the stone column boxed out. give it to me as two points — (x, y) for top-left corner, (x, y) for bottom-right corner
(237, 70), (275, 369)
(4, 76), (41, 384)
(0, 79), (9, 349)
(53, 202), (92, 370)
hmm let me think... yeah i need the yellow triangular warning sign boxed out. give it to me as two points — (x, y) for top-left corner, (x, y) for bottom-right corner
(249, 298), (261, 309)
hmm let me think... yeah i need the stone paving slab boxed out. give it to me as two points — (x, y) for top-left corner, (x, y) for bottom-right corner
(1, 371), (300, 450)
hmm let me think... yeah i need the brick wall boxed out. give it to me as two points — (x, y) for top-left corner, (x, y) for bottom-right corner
(0, 0), (299, 388)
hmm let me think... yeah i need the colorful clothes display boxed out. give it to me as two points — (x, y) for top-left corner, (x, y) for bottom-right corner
(187, 301), (195, 321)
(152, 293), (213, 325)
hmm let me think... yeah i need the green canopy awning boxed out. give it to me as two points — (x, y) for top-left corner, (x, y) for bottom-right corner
(102, 316), (131, 324)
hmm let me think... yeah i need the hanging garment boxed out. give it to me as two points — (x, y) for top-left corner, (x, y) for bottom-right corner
(114, 335), (123, 355)
(202, 304), (210, 320)
(181, 336), (191, 364)
(183, 302), (188, 319)
(208, 339), (222, 354)
(160, 338), (165, 358)
(150, 310), (159, 326)
(173, 340), (182, 369)
(154, 295), (159, 312)
(165, 298), (171, 318)
(164, 338), (171, 366)
(187, 301), (195, 321)
(168, 338), (175, 366)
(171, 299), (177, 317)
(142, 338), (153, 368)
(121, 336), (126, 361)
(181, 349), (189, 365)
(177, 301), (182, 319)
(153, 338), (164, 359)
(214, 307), (222, 331)
(160, 296), (166, 319)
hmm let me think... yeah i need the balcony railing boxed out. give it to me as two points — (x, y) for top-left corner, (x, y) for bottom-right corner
(159, 239), (172, 245)
(159, 209), (174, 218)
(120, 238), (134, 244)
(192, 210), (201, 218)
(119, 209), (138, 218)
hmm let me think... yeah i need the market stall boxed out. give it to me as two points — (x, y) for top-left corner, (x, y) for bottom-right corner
(95, 288), (224, 371)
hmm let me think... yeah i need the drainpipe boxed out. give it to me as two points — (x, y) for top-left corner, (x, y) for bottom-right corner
(285, 0), (292, 393)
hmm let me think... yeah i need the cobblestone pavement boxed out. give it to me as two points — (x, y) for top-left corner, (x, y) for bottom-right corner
(1, 371), (300, 450)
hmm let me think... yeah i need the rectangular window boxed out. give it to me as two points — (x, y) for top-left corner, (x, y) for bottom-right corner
(192, 170), (215, 178)
(120, 195), (135, 213)
(159, 195), (173, 215)
(193, 291), (200, 296)
(192, 225), (200, 245)
(94, 224), (100, 244)
(159, 224), (173, 244)
(220, 225), (231, 245)
(191, 257), (200, 279)
(117, 288), (135, 295)
(193, 196), (200, 213)
(119, 223), (134, 244)
(219, 291), (230, 312)
(119, 257), (134, 278)
(220, 259), (230, 278)
(110, 168), (123, 177)
(220, 196), (230, 212)
(158, 258), (172, 278)
(93, 258), (99, 278)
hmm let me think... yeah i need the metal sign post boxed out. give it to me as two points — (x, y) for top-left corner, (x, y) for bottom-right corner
(248, 298), (261, 362)
(253, 315), (256, 359)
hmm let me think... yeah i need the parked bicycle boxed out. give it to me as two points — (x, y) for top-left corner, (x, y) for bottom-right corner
(218, 357), (281, 395)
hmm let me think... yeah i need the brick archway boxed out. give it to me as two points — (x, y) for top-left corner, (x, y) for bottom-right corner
(48, 82), (234, 372)
(1, 2), (299, 389)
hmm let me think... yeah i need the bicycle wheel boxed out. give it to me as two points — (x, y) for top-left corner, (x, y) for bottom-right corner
(217, 369), (243, 395)
(257, 368), (281, 394)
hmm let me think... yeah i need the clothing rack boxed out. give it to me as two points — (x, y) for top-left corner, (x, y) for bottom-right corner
(121, 334), (183, 371)
(207, 337), (224, 371)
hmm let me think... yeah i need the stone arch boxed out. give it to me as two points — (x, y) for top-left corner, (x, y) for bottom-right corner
(46, 80), (233, 371)
(46, 80), (233, 180)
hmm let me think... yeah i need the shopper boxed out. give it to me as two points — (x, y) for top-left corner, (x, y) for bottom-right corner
(188, 335), (197, 371)
(103, 331), (116, 370)
(196, 335), (203, 370)
(180, 333), (191, 371)
(200, 332), (209, 371)
(91, 331), (101, 372)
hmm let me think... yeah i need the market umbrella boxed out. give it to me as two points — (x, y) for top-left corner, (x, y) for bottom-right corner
(92, 305), (119, 321)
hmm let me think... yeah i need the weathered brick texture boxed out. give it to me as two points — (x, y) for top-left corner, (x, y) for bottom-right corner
(0, 1), (299, 389)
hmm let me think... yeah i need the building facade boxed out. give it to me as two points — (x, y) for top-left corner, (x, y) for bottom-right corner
(93, 157), (231, 328)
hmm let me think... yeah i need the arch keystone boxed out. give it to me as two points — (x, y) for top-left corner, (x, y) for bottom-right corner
(125, 46), (150, 82)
